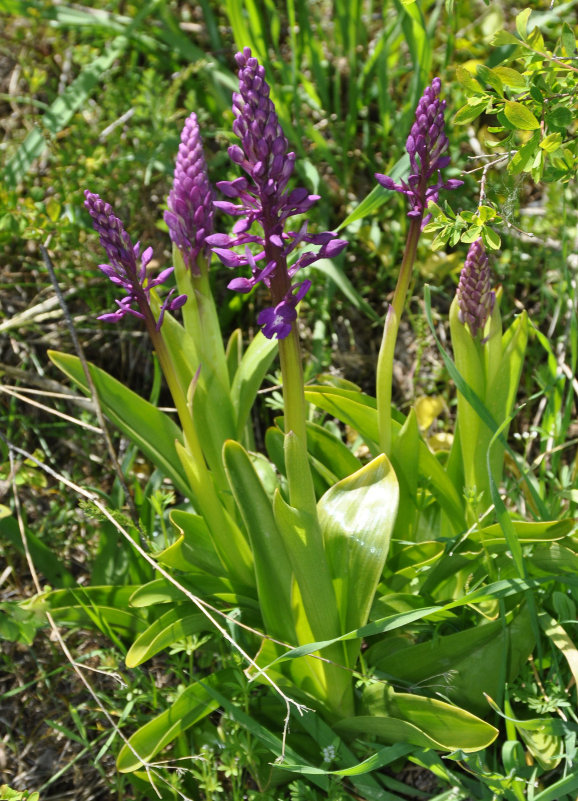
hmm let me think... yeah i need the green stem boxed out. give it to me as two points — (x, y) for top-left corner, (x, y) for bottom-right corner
(376, 217), (422, 455)
(278, 327), (317, 515)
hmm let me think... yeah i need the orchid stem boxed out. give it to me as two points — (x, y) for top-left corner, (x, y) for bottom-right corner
(376, 217), (422, 455)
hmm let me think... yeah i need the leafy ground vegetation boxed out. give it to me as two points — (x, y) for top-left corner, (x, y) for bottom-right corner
(1, 1), (577, 800)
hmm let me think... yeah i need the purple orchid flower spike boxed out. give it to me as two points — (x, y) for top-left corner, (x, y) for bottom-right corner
(206, 47), (347, 339)
(375, 79), (463, 225)
(456, 239), (496, 338)
(164, 112), (214, 276)
(84, 191), (187, 331)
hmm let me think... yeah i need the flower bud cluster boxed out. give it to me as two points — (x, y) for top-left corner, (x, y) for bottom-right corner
(456, 239), (495, 338)
(207, 47), (347, 339)
(164, 112), (214, 276)
(375, 79), (462, 224)
(84, 191), (187, 329)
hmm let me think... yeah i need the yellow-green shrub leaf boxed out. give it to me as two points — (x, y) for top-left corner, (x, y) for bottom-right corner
(504, 101), (540, 130)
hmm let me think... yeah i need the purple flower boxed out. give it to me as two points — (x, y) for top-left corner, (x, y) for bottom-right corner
(375, 79), (462, 225)
(164, 112), (214, 276)
(456, 239), (495, 338)
(84, 191), (187, 330)
(206, 47), (347, 339)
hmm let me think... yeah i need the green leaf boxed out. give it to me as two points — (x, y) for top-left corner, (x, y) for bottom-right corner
(48, 351), (191, 498)
(164, 510), (225, 576)
(492, 66), (526, 89)
(339, 684), (498, 751)
(515, 8), (532, 40)
(491, 30), (521, 46)
(304, 386), (466, 530)
(454, 101), (487, 125)
(126, 607), (209, 667)
(224, 441), (295, 643)
(509, 131), (541, 175)
(368, 605), (534, 715)
(546, 106), (573, 129)
(469, 519), (573, 545)
(318, 455), (398, 664)
(540, 132), (562, 153)
(455, 65), (483, 93)
(231, 332), (278, 439)
(481, 225), (501, 250)
(561, 23), (576, 57)
(504, 100), (540, 130)
(304, 421), (362, 480)
(116, 672), (232, 772)
(476, 65), (503, 96)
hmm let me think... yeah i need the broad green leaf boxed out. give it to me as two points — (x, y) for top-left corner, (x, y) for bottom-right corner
(454, 101), (487, 125)
(304, 385), (380, 452)
(128, 574), (257, 612)
(230, 332), (278, 439)
(48, 351), (191, 498)
(368, 605), (534, 715)
(491, 30), (521, 46)
(492, 66), (526, 89)
(515, 8), (532, 40)
(273, 490), (352, 713)
(469, 519), (573, 545)
(540, 132), (562, 152)
(509, 131), (540, 175)
(175, 441), (255, 588)
(163, 510), (225, 576)
(516, 722), (562, 771)
(225, 328), (243, 383)
(318, 455), (398, 664)
(546, 106), (573, 128)
(455, 65), (483, 93)
(389, 409), (420, 539)
(385, 540), (444, 580)
(481, 225), (501, 250)
(532, 542), (578, 575)
(117, 671), (233, 772)
(305, 420), (362, 479)
(561, 23), (576, 57)
(339, 684), (498, 751)
(224, 441), (295, 643)
(476, 64), (503, 96)
(305, 386), (465, 530)
(504, 101), (540, 130)
(126, 606), (209, 667)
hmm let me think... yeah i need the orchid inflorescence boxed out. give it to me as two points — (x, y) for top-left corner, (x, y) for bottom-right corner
(164, 112), (214, 277)
(205, 47), (347, 339)
(456, 238), (496, 338)
(83, 191), (187, 330)
(375, 78), (463, 225)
